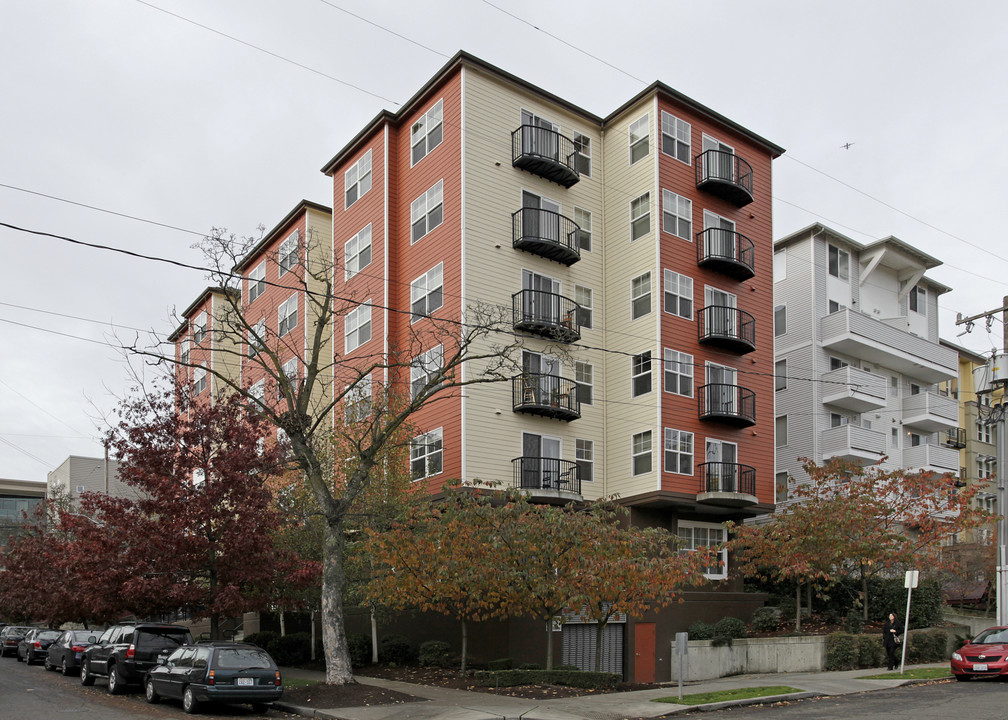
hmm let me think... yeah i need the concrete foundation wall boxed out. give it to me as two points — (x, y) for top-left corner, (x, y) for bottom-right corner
(671, 636), (827, 681)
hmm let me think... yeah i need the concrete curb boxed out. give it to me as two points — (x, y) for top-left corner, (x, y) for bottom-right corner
(272, 702), (346, 719)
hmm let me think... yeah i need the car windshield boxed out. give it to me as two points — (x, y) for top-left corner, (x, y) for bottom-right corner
(213, 647), (274, 670)
(138, 630), (191, 650)
(973, 629), (1008, 644)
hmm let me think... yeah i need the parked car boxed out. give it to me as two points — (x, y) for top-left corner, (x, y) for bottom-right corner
(81, 623), (193, 694)
(45, 629), (98, 675)
(952, 625), (1008, 680)
(18, 628), (60, 664)
(144, 642), (282, 714)
(1, 626), (35, 658)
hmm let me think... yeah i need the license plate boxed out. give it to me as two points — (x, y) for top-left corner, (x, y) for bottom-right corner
(235, 677), (254, 686)
(74, 652), (82, 660)
(973, 663), (988, 671)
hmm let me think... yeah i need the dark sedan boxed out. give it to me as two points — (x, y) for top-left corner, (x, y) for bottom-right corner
(18, 629), (61, 664)
(1, 626), (34, 658)
(45, 630), (98, 675)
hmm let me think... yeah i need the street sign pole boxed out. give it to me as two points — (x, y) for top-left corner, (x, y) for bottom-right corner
(900, 570), (918, 674)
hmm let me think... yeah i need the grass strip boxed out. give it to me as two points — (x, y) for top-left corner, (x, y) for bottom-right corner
(283, 677), (321, 689)
(653, 685), (803, 705)
(857, 668), (951, 680)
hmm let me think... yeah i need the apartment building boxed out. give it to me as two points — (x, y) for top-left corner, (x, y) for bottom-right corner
(0, 478), (45, 557)
(773, 224), (960, 496)
(168, 287), (243, 399)
(46, 455), (138, 502)
(320, 51), (782, 680)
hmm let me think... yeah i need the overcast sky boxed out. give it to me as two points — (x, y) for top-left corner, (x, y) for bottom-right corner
(1, 0), (1006, 483)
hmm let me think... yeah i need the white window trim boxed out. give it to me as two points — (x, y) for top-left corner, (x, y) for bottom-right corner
(664, 427), (694, 475)
(628, 114), (650, 165)
(631, 430), (653, 476)
(575, 360), (593, 405)
(278, 231), (299, 278)
(278, 294), (298, 338)
(572, 131), (592, 178)
(410, 263), (444, 322)
(193, 311), (207, 344)
(631, 351), (652, 398)
(573, 206), (592, 252)
(411, 428), (444, 481)
(410, 344), (443, 401)
(678, 520), (727, 580)
(345, 374), (373, 422)
(344, 302), (372, 354)
(631, 272), (652, 320)
(576, 439), (594, 483)
(664, 348), (694, 397)
(630, 192), (651, 241)
(193, 364), (207, 395)
(574, 284), (593, 329)
(410, 180), (444, 244)
(410, 98), (444, 167)
(660, 110), (691, 165)
(344, 149), (372, 209)
(344, 223), (372, 281)
(774, 304), (786, 336)
(662, 189), (692, 241)
(248, 261), (266, 303)
(663, 269), (694, 321)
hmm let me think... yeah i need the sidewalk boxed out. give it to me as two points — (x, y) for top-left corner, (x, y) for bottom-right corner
(275, 663), (948, 720)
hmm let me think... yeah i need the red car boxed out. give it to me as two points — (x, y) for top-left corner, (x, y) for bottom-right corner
(951, 626), (1008, 680)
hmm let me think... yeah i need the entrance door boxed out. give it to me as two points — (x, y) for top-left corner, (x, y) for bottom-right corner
(521, 110), (560, 160)
(523, 269), (560, 324)
(703, 210), (736, 260)
(704, 286), (737, 338)
(633, 622), (655, 683)
(706, 439), (738, 492)
(522, 432), (561, 489)
(523, 191), (561, 245)
(706, 362), (738, 415)
(702, 134), (735, 182)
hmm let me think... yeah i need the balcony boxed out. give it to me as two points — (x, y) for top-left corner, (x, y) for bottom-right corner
(511, 456), (581, 501)
(697, 306), (756, 354)
(943, 427), (967, 450)
(696, 462), (758, 507)
(696, 228), (755, 280)
(902, 391), (958, 432)
(512, 289), (581, 342)
(698, 384), (756, 427)
(820, 308), (958, 385)
(903, 443), (959, 475)
(512, 374), (581, 422)
(695, 149), (754, 206)
(821, 366), (887, 412)
(511, 207), (581, 265)
(821, 424), (886, 464)
(511, 125), (581, 188)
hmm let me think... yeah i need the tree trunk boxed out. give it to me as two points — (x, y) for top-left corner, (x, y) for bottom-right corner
(594, 620), (607, 672)
(310, 610), (316, 661)
(861, 571), (869, 621)
(544, 619), (554, 670)
(370, 606), (378, 664)
(280, 610), (286, 637)
(794, 583), (801, 633)
(806, 583), (812, 616)
(460, 619), (468, 674)
(321, 518), (354, 684)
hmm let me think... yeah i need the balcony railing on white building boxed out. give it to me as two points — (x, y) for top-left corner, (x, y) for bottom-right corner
(901, 391), (958, 432)
(902, 443), (959, 474)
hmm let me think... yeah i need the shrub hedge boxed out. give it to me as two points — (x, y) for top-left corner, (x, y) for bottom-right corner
(751, 607), (779, 633)
(347, 634), (371, 668)
(473, 669), (621, 689)
(379, 635), (416, 665)
(419, 640), (453, 668)
(687, 621), (714, 640)
(826, 629), (948, 670)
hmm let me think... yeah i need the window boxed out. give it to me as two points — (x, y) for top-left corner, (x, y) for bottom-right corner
(193, 365), (207, 395)
(830, 413), (849, 428)
(910, 432), (922, 447)
(180, 340), (189, 366)
(664, 348), (693, 397)
(344, 303), (372, 353)
(775, 415), (788, 447)
(773, 248), (786, 281)
(664, 428), (693, 475)
(978, 419), (991, 443)
(891, 427), (900, 449)
(775, 359), (786, 390)
(574, 285), (593, 329)
(828, 244), (849, 280)
(829, 356), (849, 371)
(629, 114), (649, 164)
(344, 149), (372, 208)
(632, 431), (652, 475)
(660, 111), (691, 163)
(278, 231), (298, 277)
(345, 375), (372, 422)
(662, 189), (692, 240)
(575, 361), (593, 404)
(281, 357), (298, 397)
(664, 269), (693, 319)
(410, 345), (443, 401)
(248, 261), (265, 303)
(631, 351), (653, 397)
(248, 319), (265, 358)
(909, 383), (921, 395)
(192, 312), (207, 344)
(411, 180), (444, 243)
(411, 99), (443, 166)
(344, 224), (372, 280)
(630, 193), (651, 240)
(278, 294), (297, 337)
(249, 379), (265, 407)
(890, 375), (900, 397)
(631, 272), (652, 319)
(573, 207), (592, 251)
(910, 285), (927, 315)
(774, 305), (786, 336)
(411, 429), (443, 480)
(678, 520), (726, 579)
(572, 132), (591, 177)
(775, 472), (788, 503)
(828, 300), (844, 314)
(410, 263), (444, 321)
(576, 439), (593, 483)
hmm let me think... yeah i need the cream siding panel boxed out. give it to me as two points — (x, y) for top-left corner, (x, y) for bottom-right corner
(305, 207), (335, 412)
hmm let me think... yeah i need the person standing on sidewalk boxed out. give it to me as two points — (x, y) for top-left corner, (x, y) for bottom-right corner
(882, 612), (901, 670)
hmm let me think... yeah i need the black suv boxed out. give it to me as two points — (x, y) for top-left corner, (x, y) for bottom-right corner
(80, 623), (193, 694)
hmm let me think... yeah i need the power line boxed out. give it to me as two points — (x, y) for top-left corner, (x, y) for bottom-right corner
(0, 300), (158, 335)
(315, 0), (449, 58)
(0, 435), (56, 469)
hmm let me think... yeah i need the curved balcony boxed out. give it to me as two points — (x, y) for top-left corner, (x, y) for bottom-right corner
(512, 289), (581, 342)
(511, 125), (581, 188)
(697, 462), (758, 507)
(511, 208), (581, 266)
(696, 228), (755, 280)
(697, 306), (756, 354)
(511, 456), (581, 501)
(512, 374), (581, 422)
(695, 149), (754, 206)
(698, 383), (756, 427)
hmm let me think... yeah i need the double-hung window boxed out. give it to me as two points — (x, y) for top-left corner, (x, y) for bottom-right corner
(248, 319), (265, 358)
(193, 365), (207, 395)
(192, 312), (207, 344)
(344, 224), (372, 281)
(572, 132), (591, 177)
(278, 294), (297, 337)
(280, 357), (298, 399)
(678, 521), (726, 579)
(410, 345), (443, 401)
(664, 428), (694, 475)
(631, 272), (652, 320)
(411, 180), (444, 243)
(345, 375), (372, 422)
(575, 361), (593, 404)
(574, 285), (593, 329)
(632, 431), (652, 475)
(662, 189), (692, 240)
(576, 439), (594, 483)
(180, 340), (190, 366)
(411, 429), (443, 480)
(660, 111), (691, 163)
(629, 115), (649, 164)
(664, 269), (693, 319)
(248, 261), (265, 303)
(828, 244), (849, 280)
(910, 285), (927, 315)
(278, 231), (298, 277)
(411, 99), (443, 166)
(632, 351), (652, 397)
(573, 207), (592, 251)
(664, 348), (693, 397)
(410, 263), (443, 321)
(630, 193), (651, 241)
(344, 149), (372, 208)
(345, 303), (372, 353)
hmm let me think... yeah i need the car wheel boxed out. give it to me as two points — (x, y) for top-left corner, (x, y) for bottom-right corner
(107, 664), (122, 695)
(61, 658), (70, 676)
(955, 673), (972, 681)
(26, 650), (34, 665)
(44, 655), (53, 671)
(145, 677), (159, 704)
(80, 659), (95, 686)
(182, 685), (198, 714)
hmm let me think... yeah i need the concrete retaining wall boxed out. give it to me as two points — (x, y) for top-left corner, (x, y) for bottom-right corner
(670, 636), (826, 681)
(944, 611), (995, 637)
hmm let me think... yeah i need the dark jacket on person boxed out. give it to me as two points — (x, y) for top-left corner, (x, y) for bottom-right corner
(882, 618), (900, 649)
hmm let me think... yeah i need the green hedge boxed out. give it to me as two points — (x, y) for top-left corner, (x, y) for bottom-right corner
(907, 629), (949, 663)
(826, 629), (947, 669)
(472, 669), (621, 689)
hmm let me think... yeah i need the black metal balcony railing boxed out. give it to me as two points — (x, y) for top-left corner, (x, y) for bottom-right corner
(697, 305), (756, 354)
(512, 289), (581, 342)
(698, 462), (756, 496)
(942, 427), (967, 449)
(512, 374), (581, 421)
(512, 456), (581, 494)
(695, 149), (754, 206)
(696, 227), (756, 280)
(511, 125), (581, 188)
(511, 207), (581, 266)
(698, 383), (756, 427)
